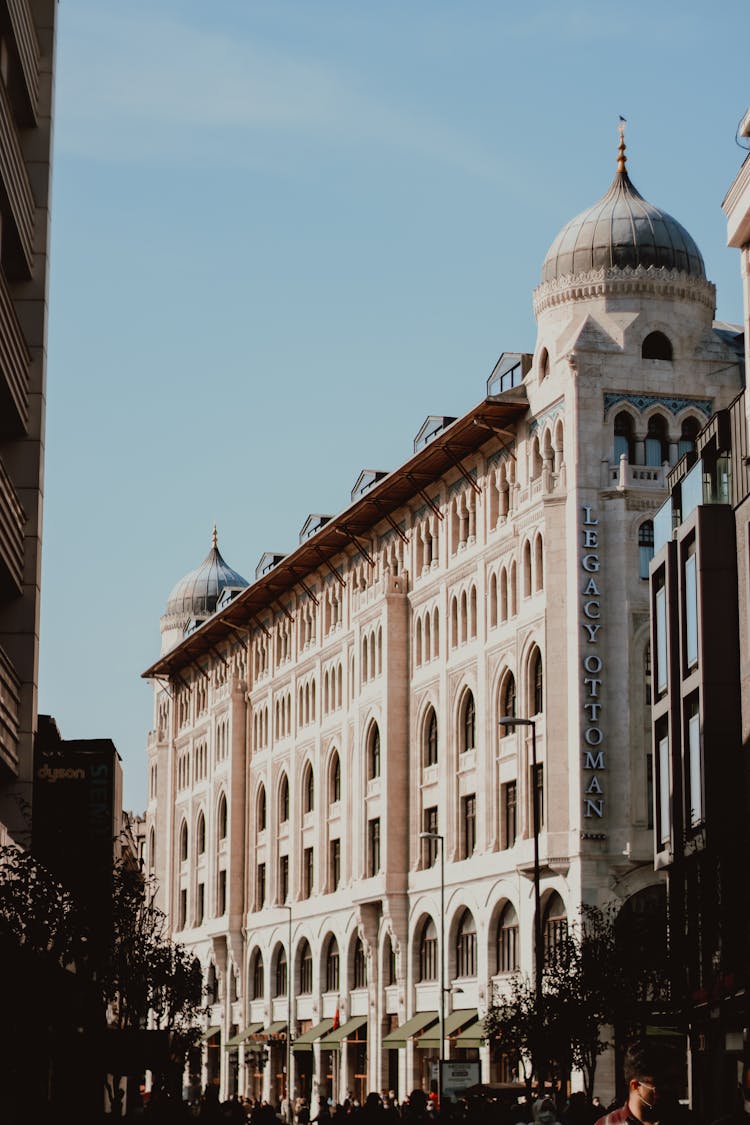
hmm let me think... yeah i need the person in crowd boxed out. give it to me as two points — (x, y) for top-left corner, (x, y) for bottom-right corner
(594, 1041), (682, 1125)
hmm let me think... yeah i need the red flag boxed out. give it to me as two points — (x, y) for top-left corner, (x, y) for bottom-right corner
(332, 1007), (340, 1030)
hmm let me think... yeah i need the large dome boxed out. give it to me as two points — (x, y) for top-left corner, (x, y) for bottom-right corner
(540, 137), (705, 284)
(164, 529), (248, 618)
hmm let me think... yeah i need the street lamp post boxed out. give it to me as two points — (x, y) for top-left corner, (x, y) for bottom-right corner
(419, 831), (445, 1102)
(284, 904), (293, 1123)
(498, 716), (543, 1005)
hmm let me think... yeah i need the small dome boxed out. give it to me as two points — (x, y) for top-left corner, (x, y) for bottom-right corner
(541, 135), (705, 284)
(164, 528), (248, 618)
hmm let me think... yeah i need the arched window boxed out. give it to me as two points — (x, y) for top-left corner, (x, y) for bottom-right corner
(148, 827), (155, 871)
(460, 691), (475, 753)
(543, 892), (568, 964)
(279, 774), (289, 823)
(642, 331), (673, 361)
(639, 520), (654, 580)
(274, 946), (287, 997)
(500, 672), (516, 720)
(534, 535), (544, 592)
(455, 909), (477, 978)
(329, 751), (341, 803)
(538, 346), (550, 380)
(353, 937), (367, 989)
(424, 708), (438, 767)
(179, 820), (188, 863)
(325, 936), (340, 992)
(368, 723), (381, 780)
(678, 416), (700, 458)
(419, 918), (438, 981)
(530, 649), (543, 716)
(257, 785), (266, 832)
(489, 572), (498, 628)
(299, 940), (313, 994)
(613, 411), (634, 463)
(218, 795), (227, 841)
(384, 933), (397, 986)
(645, 415), (668, 467)
(303, 763), (315, 813)
(522, 540), (532, 598)
(196, 812), (206, 856)
(251, 950), (264, 999)
(496, 903), (519, 973)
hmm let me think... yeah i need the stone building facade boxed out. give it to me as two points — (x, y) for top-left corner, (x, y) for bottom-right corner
(143, 135), (743, 1105)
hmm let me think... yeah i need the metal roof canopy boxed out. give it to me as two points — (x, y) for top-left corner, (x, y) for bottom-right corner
(418, 1009), (478, 1047)
(292, 1017), (335, 1053)
(382, 1010), (438, 1049)
(142, 391), (527, 682)
(319, 1015), (368, 1050)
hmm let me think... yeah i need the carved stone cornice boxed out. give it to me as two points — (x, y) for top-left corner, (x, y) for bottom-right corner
(533, 265), (716, 317)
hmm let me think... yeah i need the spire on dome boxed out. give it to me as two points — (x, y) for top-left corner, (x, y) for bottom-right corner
(212, 523), (218, 550)
(617, 116), (627, 174)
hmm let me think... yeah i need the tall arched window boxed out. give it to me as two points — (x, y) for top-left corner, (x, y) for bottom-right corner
(257, 785), (267, 832)
(534, 535), (544, 592)
(455, 910), (477, 977)
(329, 751), (341, 803)
(325, 936), (340, 992)
(279, 773), (289, 823)
(530, 649), (543, 716)
(384, 933), (397, 986)
(196, 812), (206, 856)
(424, 708), (438, 767)
(639, 520), (654, 580)
(613, 411), (634, 463)
(368, 723), (381, 780)
(419, 919), (438, 981)
(460, 691), (476, 753)
(251, 950), (264, 999)
(496, 903), (519, 973)
(645, 415), (668, 467)
(543, 892), (568, 964)
(274, 946), (287, 997)
(642, 331), (673, 361)
(678, 416), (700, 457)
(299, 940), (313, 994)
(179, 820), (188, 863)
(500, 672), (516, 720)
(522, 540), (532, 598)
(303, 763), (315, 813)
(218, 795), (227, 841)
(353, 937), (367, 989)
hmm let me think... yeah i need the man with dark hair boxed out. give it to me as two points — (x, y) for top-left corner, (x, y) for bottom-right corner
(595, 1042), (680, 1125)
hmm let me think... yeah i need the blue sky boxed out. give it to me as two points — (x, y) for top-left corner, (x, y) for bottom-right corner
(39, 0), (749, 812)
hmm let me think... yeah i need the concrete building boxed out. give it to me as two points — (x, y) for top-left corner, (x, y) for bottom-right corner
(0, 0), (57, 846)
(143, 131), (744, 1105)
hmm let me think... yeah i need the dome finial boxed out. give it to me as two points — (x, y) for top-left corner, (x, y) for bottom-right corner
(617, 116), (627, 173)
(212, 523), (218, 550)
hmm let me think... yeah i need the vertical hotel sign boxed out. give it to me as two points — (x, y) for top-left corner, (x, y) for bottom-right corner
(581, 506), (605, 819)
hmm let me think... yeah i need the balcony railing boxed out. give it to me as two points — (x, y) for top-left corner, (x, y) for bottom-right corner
(606, 456), (667, 490)
(0, 643), (20, 774)
(6, 0), (40, 121)
(0, 73), (35, 273)
(0, 453), (25, 592)
(0, 261), (31, 430)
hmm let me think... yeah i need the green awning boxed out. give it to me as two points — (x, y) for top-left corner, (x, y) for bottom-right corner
(225, 1023), (264, 1050)
(319, 1015), (367, 1050)
(454, 1018), (484, 1048)
(418, 1010), (479, 1048)
(382, 1011), (438, 1049)
(200, 1026), (221, 1043)
(292, 1018), (335, 1053)
(262, 1021), (287, 1037)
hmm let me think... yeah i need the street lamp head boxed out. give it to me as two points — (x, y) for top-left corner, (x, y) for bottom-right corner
(419, 831), (443, 841)
(498, 715), (534, 729)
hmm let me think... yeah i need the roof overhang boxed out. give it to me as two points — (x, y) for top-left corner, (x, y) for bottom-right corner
(142, 388), (528, 681)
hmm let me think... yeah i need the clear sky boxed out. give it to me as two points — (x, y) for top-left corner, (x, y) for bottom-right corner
(39, 0), (749, 813)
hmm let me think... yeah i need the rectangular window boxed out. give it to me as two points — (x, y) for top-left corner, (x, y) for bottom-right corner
(658, 731), (671, 847)
(502, 782), (517, 849)
(368, 818), (381, 876)
(422, 807), (438, 867)
(196, 882), (205, 926)
(303, 847), (314, 899)
(656, 583), (668, 695)
(217, 869), (227, 916)
(684, 548), (698, 670)
(462, 795), (476, 858)
(257, 863), (266, 909)
(646, 753), (654, 831)
(329, 838), (341, 890)
(686, 697), (703, 826)
(279, 854), (289, 904)
(179, 887), (187, 930)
